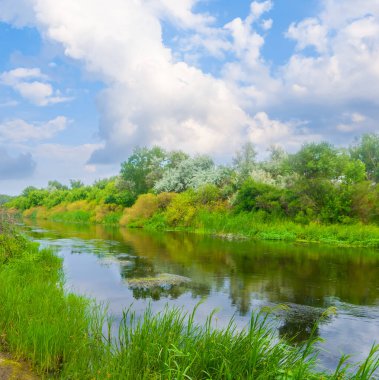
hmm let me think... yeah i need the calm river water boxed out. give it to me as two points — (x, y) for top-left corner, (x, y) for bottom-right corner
(23, 219), (379, 372)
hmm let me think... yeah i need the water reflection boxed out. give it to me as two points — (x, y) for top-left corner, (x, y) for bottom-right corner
(23, 219), (379, 368)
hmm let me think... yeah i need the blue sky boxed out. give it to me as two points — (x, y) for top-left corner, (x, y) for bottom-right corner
(0, 0), (378, 194)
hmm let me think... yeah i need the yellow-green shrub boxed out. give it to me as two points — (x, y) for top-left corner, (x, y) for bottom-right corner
(92, 203), (123, 224)
(66, 200), (94, 212)
(165, 191), (197, 227)
(157, 192), (177, 210)
(120, 194), (159, 226)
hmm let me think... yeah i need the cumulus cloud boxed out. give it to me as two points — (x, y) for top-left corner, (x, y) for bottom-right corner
(1, 0), (379, 169)
(247, 112), (321, 153)
(0, 116), (68, 142)
(284, 0), (379, 104)
(286, 18), (328, 54)
(0, 67), (71, 106)
(0, 0), (261, 162)
(0, 147), (36, 180)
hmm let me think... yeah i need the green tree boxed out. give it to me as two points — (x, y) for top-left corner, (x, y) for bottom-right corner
(232, 142), (257, 183)
(69, 179), (84, 189)
(350, 133), (379, 182)
(234, 179), (287, 215)
(289, 142), (342, 180)
(120, 146), (167, 195)
(154, 155), (224, 193)
(48, 180), (68, 191)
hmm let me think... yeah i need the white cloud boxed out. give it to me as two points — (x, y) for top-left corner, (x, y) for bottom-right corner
(250, 1), (273, 20)
(0, 116), (68, 142)
(247, 112), (321, 153)
(286, 18), (328, 54)
(283, 0), (379, 104)
(0, 0), (261, 163)
(261, 19), (273, 31)
(0, 67), (71, 106)
(0, 67), (46, 82)
(147, 0), (214, 31)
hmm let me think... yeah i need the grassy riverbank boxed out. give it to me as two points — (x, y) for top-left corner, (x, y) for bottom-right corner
(15, 195), (379, 248)
(1, 218), (379, 379)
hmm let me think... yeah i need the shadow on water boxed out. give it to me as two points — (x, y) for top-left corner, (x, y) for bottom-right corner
(23, 219), (379, 369)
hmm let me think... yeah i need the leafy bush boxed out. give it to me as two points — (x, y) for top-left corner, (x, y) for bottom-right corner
(120, 194), (159, 226)
(164, 190), (198, 227)
(233, 179), (288, 215)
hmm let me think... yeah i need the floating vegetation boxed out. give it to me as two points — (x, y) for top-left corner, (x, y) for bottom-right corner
(127, 273), (191, 289)
(100, 257), (134, 267)
(215, 232), (249, 241)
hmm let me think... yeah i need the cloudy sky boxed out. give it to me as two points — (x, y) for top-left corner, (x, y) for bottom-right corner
(0, 0), (378, 194)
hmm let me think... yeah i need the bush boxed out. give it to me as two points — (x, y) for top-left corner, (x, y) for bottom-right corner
(164, 190), (197, 227)
(120, 194), (159, 226)
(233, 179), (287, 215)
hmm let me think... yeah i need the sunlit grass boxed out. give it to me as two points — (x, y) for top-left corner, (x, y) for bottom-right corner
(184, 211), (379, 248)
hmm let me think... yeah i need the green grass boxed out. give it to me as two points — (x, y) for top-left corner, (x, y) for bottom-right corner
(167, 210), (379, 248)
(1, 219), (379, 379)
(102, 211), (123, 225)
(50, 210), (92, 224)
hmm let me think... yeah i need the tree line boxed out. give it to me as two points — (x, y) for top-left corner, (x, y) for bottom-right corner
(6, 133), (379, 225)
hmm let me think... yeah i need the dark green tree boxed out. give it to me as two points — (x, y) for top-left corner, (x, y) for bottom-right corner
(120, 146), (167, 195)
(289, 142), (342, 180)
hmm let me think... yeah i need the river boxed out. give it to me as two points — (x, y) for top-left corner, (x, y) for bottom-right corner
(23, 219), (379, 372)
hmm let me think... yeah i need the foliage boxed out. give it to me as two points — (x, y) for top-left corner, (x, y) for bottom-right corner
(351, 182), (379, 224)
(6, 133), (379, 232)
(120, 193), (160, 226)
(290, 142), (346, 180)
(232, 141), (257, 184)
(350, 133), (379, 182)
(69, 179), (84, 189)
(0, 194), (12, 205)
(234, 179), (289, 216)
(154, 155), (228, 193)
(120, 146), (167, 195)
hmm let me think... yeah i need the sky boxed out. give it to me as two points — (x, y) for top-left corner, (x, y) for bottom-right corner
(0, 0), (379, 195)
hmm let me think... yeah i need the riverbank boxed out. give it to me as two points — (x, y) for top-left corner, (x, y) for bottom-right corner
(14, 199), (379, 248)
(2, 219), (379, 378)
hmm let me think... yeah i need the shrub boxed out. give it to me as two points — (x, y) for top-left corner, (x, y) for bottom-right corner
(233, 179), (287, 215)
(120, 194), (159, 226)
(156, 192), (177, 210)
(164, 190), (197, 227)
